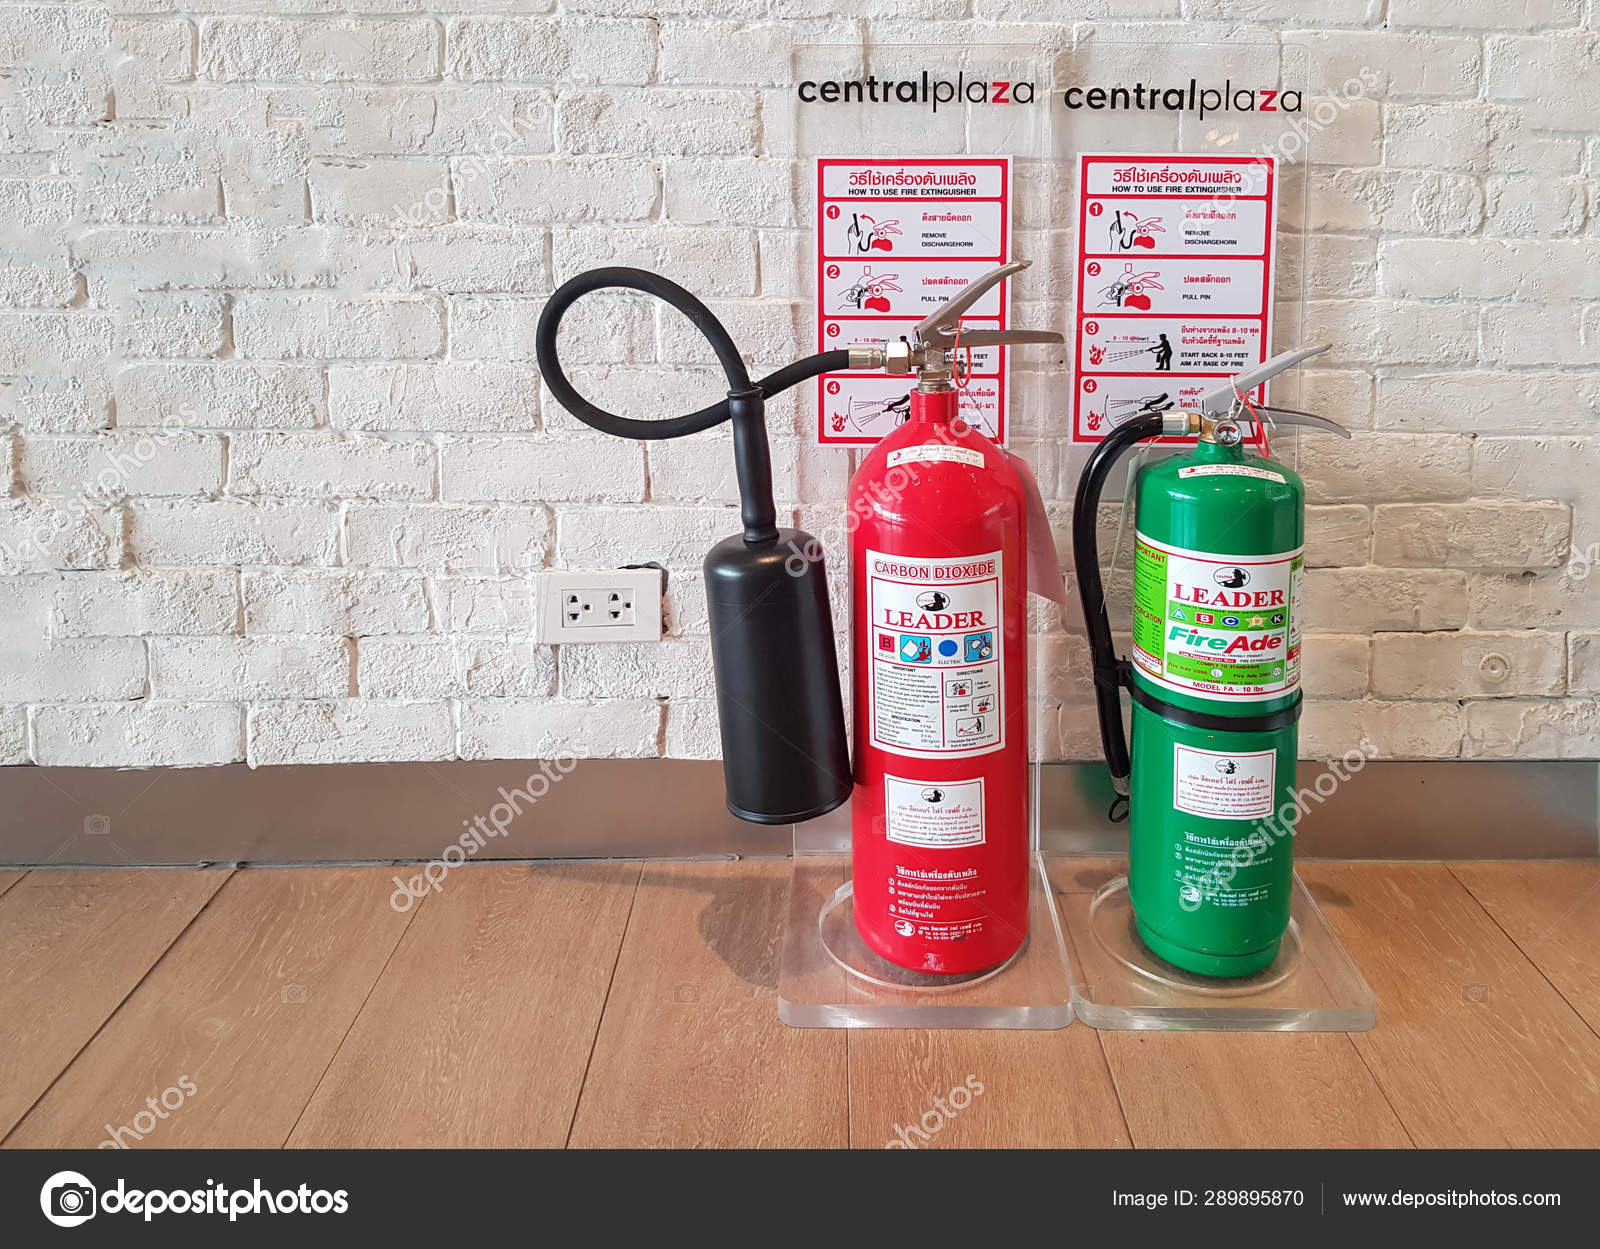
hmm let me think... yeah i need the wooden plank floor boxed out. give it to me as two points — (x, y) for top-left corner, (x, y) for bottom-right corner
(0, 858), (1596, 1149)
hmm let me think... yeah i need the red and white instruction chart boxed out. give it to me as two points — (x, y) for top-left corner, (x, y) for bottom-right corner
(1071, 153), (1278, 443)
(814, 156), (1012, 446)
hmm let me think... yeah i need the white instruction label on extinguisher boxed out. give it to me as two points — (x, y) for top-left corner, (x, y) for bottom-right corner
(884, 774), (985, 848)
(866, 549), (1004, 759)
(1173, 744), (1276, 820)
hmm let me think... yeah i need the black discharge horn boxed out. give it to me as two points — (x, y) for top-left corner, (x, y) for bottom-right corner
(535, 267), (855, 824)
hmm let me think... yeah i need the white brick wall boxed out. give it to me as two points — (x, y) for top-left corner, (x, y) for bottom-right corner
(1, 3), (1596, 768)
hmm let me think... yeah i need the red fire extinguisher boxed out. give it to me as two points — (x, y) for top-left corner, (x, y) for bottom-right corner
(846, 261), (1063, 975)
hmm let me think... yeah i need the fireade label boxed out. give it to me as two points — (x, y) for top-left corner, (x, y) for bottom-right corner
(1131, 532), (1301, 701)
(884, 774), (985, 848)
(867, 549), (1003, 758)
(1173, 744), (1275, 819)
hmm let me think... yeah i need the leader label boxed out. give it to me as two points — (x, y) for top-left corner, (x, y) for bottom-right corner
(867, 549), (1004, 758)
(1131, 532), (1301, 701)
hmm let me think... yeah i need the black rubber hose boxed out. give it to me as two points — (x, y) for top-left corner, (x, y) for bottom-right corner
(1072, 413), (1164, 794)
(535, 265), (849, 441)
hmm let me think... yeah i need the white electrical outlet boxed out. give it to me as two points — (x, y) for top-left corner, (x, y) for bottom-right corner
(536, 568), (665, 643)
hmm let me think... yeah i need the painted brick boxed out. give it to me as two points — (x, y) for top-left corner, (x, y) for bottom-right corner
(1287, 31), (1482, 97)
(53, 570), (239, 637)
(430, 576), (537, 634)
(129, 500), (340, 567)
(1301, 698), (1464, 759)
(658, 299), (800, 366)
(114, 292), (227, 358)
(2, 6), (1598, 771)
(345, 503), (551, 572)
(310, 158), (451, 228)
(1380, 239), (1600, 300)
(440, 436), (644, 503)
(456, 156), (658, 224)
(1299, 433), (1473, 503)
(0, 707), (26, 765)
(1304, 505), (1372, 567)
(1309, 168), (1484, 234)
(32, 703), (243, 767)
(1300, 568), (1469, 632)
(552, 226), (758, 296)
(558, 90), (760, 157)
(450, 295), (652, 364)
(561, 638), (716, 700)
(1373, 502), (1570, 569)
(2, 640), (144, 714)
(151, 636), (351, 699)
(1301, 634), (1371, 698)
(1372, 630), (1567, 698)
(1377, 372), (1600, 435)
(20, 433), (225, 499)
(200, 18), (441, 83)
(1384, 102), (1581, 176)
(1470, 568), (1600, 630)
(229, 433), (435, 500)
(329, 362), (539, 432)
(0, 501), (123, 572)
(458, 698), (661, 760)
(389, 226), (552, 295)
(557, 505), (741, 569)
(664, 157), (794, 226)
(243, 570), (430, 635)
(233, 295), (444, 360)
(355, 636), (459, 698)
(445, 17), (656, 84)
(114, 363), (323, 430)
(1570, 632), (1600, 694)
(248, 699), (455, 764)
(1473, 436), (1600, 502)
(1463, 699), (1600, 758)
(1306, 300), (1478, 368)
(659, 21), (799, 85)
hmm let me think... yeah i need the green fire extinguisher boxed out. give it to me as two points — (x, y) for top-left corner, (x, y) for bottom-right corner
(1072, 345), (1351, 978)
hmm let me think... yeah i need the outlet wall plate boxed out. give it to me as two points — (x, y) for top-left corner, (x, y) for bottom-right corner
(536, 568), (664, 643)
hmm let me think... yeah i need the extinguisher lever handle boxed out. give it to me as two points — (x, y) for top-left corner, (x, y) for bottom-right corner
(912, 259), (1034, 350)
(1253, 409), (1353, 439)
(944, 328), (1065, 350)
(1199, 343), (1331, 414)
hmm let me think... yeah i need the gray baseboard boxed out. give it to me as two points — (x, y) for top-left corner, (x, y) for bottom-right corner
(0, 759), (1594, 868)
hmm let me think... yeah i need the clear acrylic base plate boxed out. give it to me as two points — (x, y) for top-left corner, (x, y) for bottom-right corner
(1058, 863), (1376, 1032)
(778, 853), (1074, 1029)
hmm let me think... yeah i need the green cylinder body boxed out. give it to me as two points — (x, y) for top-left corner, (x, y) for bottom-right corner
(1127, 438), (1305, 977)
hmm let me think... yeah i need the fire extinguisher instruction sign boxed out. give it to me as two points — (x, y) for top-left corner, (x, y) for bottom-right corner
(814, 156), (1013, 446)
(866, 548), (1004, 758)
(1071, 152), (1278, 443)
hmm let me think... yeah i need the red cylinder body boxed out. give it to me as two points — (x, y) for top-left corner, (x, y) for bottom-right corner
(848, 388), (1030, 975)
